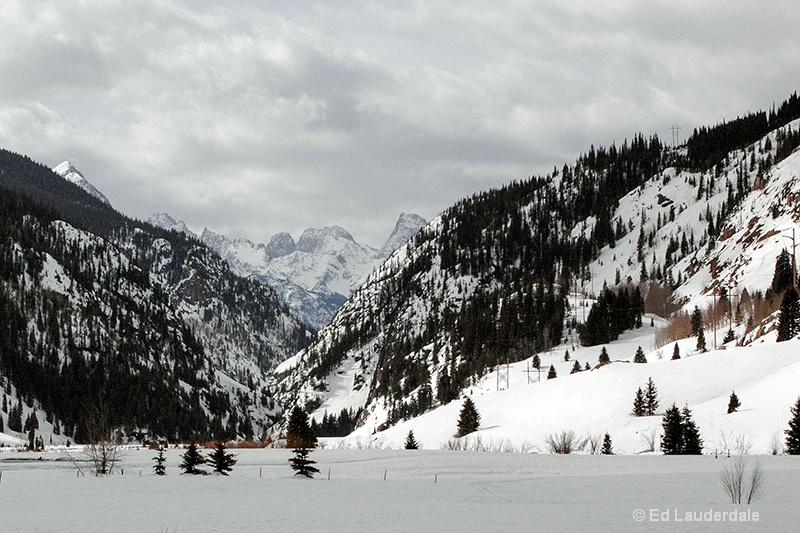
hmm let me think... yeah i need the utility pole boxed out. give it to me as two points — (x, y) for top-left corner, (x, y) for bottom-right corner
(671, 125), (682, 148)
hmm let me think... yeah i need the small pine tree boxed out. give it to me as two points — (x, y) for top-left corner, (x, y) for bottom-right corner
(632, 387), (645, 417)
(722, 329), (735, 344)
(208, 440), (237, 475)
(457, 398), (481, 437)
(777, 287), (800, 342)
(584, 362), (590, 371)
(727, 391), (741, 414)
(690, 305), (703, 337)
(598, 347), (610, 365)
(547, 365), (557, 380)
(570, 360), (581, 374)
(601, 433), (613, 455)
(680, 406), (703, 455)
(661, 404), (684, 454)
(633, 346), (647, 363)
(644, 377), (659, 416)
(786, 396), (800, 455)
(286, 405), (320, 478)
(180, 441), (206, 475)
(404, 430), (419, 450)
(564, 350), (570, 362)
(672, 342), (680, 360)
(153, 445), (167, 476)
(696, 327), (707, 352)
(532, 354), (540, 369)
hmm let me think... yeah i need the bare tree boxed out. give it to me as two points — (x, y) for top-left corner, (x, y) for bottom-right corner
(721, 456), (765, 504)
(83, 399), (124, 476)
(545, 430), (586, 454)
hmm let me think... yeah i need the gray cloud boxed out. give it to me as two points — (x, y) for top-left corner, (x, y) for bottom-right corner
(1, 0), (799, 246)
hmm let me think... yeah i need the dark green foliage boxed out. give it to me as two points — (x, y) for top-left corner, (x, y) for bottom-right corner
(457, 397), (480, 437)
(696, 328), (707, 352)
(644, 377), (659, 416)
(601, 433), (613, 455)
(404, 430), (419, 450)
(771, 250), (795, 296)
(580, 285), (644, 346)
(7, 402), (23, 432)
(598, 347), (610, 365)
(690, 306), (703, 337)
(632, 388), (645, 417)
(661, 403), (703, 455)
(570, 361), (581, 374)
(153, 446), (167, 476)
(672, 343), (680, 360)
(310, 407), (362, 437)
(633, 346), (647, 364)
(180, 441), (206, 475)
(777, 287), (800, 342)
(727, 391), (740, 414)
(532, 354), (540, 369)
(208, 440), (237, 475)
(547, 365), (557, 380)
(786, 397), (800, 455)
(286, 406), (319, 478)
(680, 406), (703, 455)
(564, 350), (570, 361)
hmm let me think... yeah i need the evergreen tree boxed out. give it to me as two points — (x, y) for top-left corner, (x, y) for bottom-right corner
(564, 350), (570, 362)
(680, 406), (703, 454)
(633, 346), (647, 363)
(632, 387), (645, 417)
(547, 364), (557, 380)
(532, 354), (540, 369)
(690, 306), (703, 337)
(601, 433), (613, 455)
(722, 329), (735, 344)
(584, 362), (590, 371)
(457, 397), (481, 437)
(727, 391), (741, 414)
(672, 342), (680, 360)
(208, 440), (237, 475)
(777, 286), (800, 342)
(660, 404), (684, 454)
(598, 347), (610, 365)
(180, 441), (206, 475)
(153, 445), (167, 476)
(286, 405), (319, 478)
(8, 403), (22, 432)
(771, 249), (795, 295)
(644, 377), (659, 416)
(696, 327), (707, 352)
(570, 360), (581, 374)
(404, 430), (419, 450)
(786, 396), (800, 455)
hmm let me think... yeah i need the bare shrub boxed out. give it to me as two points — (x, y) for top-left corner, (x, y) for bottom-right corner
(769, 431), (784, 455)
(718, 431), (752, 456)
(654, 312), (692, 349)
(640, 429), (657, 453)
(585, 433), (602, 455)
(722, 456), (765, 504)
(545, 430), (586, 454)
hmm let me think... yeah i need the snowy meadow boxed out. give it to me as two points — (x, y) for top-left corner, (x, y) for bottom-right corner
(2, 447), (800, 532)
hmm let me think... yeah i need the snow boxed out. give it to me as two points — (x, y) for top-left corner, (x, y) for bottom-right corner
(1, 447), (798, 531)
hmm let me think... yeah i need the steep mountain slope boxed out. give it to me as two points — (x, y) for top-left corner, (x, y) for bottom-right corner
(0, 150), (313, 443)
(273, 94), (800, 438)
(53, 161), (112, 207)
(148, 213), (427, 329)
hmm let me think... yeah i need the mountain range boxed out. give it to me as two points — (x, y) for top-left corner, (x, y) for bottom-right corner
(148, 212), (427, 329)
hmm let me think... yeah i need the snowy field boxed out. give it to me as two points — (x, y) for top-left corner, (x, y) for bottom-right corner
(2, 447), (799, 532)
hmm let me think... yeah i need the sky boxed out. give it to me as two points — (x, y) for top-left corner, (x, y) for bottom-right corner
(1, 1), (799, 248)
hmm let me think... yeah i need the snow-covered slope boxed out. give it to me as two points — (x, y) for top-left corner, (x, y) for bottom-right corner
(53, 161), (112, 206)
(148, 213), (427, 329)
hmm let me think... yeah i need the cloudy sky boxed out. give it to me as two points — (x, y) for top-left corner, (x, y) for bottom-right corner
(2, 1), (799, 247)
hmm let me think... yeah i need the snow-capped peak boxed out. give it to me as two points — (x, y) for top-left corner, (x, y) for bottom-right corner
(378, 212), (428, 258)
(147, 213), (197, 238)
(52, 161), (112, 206)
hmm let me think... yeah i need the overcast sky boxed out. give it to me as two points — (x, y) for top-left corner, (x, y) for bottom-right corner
(2, 1), (799, 247)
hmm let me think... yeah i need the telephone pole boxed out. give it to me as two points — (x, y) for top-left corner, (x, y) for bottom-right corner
(670, 125), (682, 148)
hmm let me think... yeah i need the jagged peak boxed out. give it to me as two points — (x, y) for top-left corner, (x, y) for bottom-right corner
(52, 161), (112, 207)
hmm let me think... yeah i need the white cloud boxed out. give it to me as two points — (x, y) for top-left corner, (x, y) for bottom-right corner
(1, 0), (799, 246)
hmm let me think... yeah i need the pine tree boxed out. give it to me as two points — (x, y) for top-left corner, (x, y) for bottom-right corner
(727, 391), (741, 414)
(180, 441), (206, 475)
(584, 362), (590, 371)
(786, 397), (800, 455)
(696, 327), (707, 352)
(633, 346), (647, 363)
(632, 387), (645, 417)
(660, 404), (684, 454)
(457, 397), (481, 437)
(532, 354), (540, 369)
(598, 347), (610, 365)
(570, 360), (581, 374)
(777, 286), (799, 342)
(564, 350), (570, 362)
(404, 430), (419, 450)
(547, 364), (557, 380)
(208, 440), (237, 475)
(644, 377), (659, 416)
(286, 405), (320, 478)
(153, 445), (167, 476)
(690, 306), (703, 337)
(672, 342), (680, 360)
(680, 406), (703, 454)
(601, 433), (613, 455)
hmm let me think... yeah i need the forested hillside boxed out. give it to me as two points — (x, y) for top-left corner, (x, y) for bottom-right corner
(0, 152), (313, 442)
